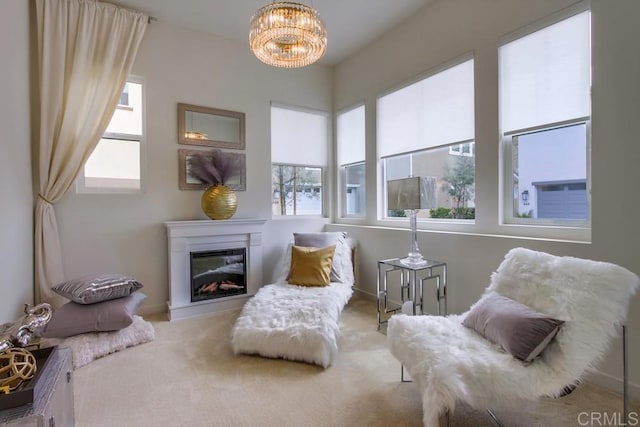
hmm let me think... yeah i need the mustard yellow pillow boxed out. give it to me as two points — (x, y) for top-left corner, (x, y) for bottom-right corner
(287, 245), (336, 287)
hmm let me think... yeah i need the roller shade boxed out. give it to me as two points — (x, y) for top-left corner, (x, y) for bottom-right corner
(377, 58), (474, 158)
(337, 104), (365, 165)
(500, 11), (590, 133)
(271, 105), (327, 166)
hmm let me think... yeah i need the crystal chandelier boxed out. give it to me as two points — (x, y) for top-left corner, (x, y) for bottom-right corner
(250, 2), (327, 68)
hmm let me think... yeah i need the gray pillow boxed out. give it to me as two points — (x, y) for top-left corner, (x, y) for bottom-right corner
(41, 292), (146, 338)
(462, 292), (564, 363)
(52, 273), (143, 304)
(293, 232), (348, 283)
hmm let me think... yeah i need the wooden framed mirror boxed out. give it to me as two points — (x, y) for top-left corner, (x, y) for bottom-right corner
(178, 103), (246, 149)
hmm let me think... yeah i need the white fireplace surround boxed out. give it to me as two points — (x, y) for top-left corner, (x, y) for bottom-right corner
(165, 219), (267, 320)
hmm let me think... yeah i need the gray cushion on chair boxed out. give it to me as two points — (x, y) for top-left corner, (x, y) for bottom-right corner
(462, 292), (564, 363)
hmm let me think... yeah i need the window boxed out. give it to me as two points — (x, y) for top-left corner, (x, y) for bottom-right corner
(511, 123), (588, 220)
(344, 163), (366, 216)
(271, 165), (323, 215)
(500, 9), (591, 225)
(337, 104), (365, 217)
(449, 142), (474, 157)
(271, 105), (327, 216)
(377, 58), (475, 220)
(118, 83), (130, 107)
(78, 78), (144, 193)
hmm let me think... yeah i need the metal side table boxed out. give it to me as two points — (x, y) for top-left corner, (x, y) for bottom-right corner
(377, 257), (447, 330)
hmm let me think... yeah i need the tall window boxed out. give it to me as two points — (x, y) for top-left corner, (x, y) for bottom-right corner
(78, 78), (144, 193)
(377, 58), (475, 220)
(500, 10), (591, 224)
(271, 104), (327, 216)
(337, 104), (365, 217)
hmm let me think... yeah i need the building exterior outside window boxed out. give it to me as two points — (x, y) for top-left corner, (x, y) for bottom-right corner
(78, 77), (144, 193)
(500, 9), (591, 225)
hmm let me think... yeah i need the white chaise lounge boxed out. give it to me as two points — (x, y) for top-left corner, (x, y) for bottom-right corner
(231, 232), (355, 368)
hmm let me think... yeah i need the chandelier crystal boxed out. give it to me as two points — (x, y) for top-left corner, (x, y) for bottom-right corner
(250, 2), (327, 68)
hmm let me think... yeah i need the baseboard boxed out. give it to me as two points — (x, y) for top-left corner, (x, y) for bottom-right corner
(588, 370), (640, 401)
(352, 287), (376, 301)
(138, 302), (167, 317)
(353, 287), (406, 313)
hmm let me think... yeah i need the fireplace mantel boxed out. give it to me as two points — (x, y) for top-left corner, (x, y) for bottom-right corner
(165, 219), (267, 320)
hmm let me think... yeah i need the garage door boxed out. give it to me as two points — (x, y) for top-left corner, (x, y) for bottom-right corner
(536, 181), (588, 220)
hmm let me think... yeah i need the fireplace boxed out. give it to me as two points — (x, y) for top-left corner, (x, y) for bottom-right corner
(191, 248), (247, 302)
(165, 219), (266, 321)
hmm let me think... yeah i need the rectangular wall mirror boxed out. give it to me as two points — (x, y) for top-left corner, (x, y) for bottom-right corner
(178, 103), (246, 149)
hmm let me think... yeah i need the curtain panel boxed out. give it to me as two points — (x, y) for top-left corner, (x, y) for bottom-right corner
(35, 0), (147, 307)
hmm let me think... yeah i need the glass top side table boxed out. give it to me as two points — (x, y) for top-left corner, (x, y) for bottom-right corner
(377, 257), (447, 330)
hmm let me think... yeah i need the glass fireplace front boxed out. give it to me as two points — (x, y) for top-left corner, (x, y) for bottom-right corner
(190, 248), (247, 302)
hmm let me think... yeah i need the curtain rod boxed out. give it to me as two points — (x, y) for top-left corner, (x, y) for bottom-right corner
(148, 16), (157, 24)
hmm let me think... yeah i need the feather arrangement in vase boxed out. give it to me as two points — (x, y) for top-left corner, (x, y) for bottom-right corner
(188, 149), (242, 187)
(188, 149), (241, 220)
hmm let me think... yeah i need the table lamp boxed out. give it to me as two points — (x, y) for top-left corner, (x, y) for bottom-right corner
(387, 176), (437, 266)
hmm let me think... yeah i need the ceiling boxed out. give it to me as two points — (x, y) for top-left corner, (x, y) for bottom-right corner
(112, 0), (433, 65)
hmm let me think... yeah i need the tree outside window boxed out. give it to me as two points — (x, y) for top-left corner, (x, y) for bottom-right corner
(272, 165), (322, 216)
(441, 156), (475, 219)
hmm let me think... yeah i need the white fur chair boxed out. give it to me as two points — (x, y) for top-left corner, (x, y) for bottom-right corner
(387, 248), (639, 427)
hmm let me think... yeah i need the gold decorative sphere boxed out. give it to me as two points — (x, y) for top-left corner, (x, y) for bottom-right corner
(201, 185), (237, 220)
(0, 348), (37, 391)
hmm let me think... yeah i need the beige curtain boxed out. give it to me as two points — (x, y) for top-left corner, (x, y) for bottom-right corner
(35, 0), (147, 307)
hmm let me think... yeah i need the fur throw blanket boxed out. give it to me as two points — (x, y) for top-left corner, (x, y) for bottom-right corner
(388, 248), (639, 427)
(42, 315), (154, 369)
(231, 281), (353, 368)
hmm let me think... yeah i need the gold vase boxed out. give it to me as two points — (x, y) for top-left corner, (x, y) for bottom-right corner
(201, 185), (237, 220)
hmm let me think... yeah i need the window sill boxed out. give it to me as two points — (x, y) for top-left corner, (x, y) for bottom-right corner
(271, 215), (328, 220)
(331, 219), (591, 244)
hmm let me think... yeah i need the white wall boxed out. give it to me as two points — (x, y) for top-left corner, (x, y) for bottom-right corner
(0, 2), (332, 320)
(54, 22), (332, 315)
(0, 1), (33, 322)
(332, 0), (640, 397)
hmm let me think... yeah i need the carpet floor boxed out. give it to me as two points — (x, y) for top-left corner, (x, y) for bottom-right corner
(74, 297), (639, 426)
